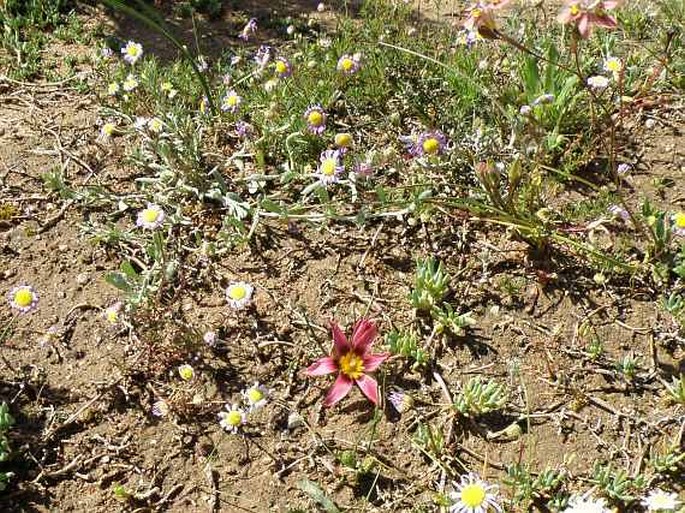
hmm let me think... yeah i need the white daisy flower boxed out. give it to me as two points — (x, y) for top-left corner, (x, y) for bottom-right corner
(122, 74), (139, 92)
(218, 404), (246, 434)
(225, 281), (253, 309)
(104, 302), (123, 324)
(562, 494), (611, 513)
(8, 285), (39, 314)
(121, 40), (143, 65)
(242, 382), (270, 411)
(136, 204), (165, 230)
(449, 473), (501, 513)
(178, 364), (195, 381)
(641, 489), (681, 512)
(587, 75), (610, 90)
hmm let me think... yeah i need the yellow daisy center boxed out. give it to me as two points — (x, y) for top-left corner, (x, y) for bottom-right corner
(652, 495), (671, 507)
(341, 58), (354, 71)
(142, 209), (160, 223)
(339, 352), (364, 379)
(226, 410), (242, 426)
(606, 59), (621, 72)
(103, 124), (115, 136)
(276, 61), (288, 74)
(308, 111), (324, 126)
(14, 288), (33, 307)
(228, 285), (247, 300)
(460, 484), (486, 508)
(570, 4), (580, 15)
(226, 95), (238, 106)
(127, 46), (140, 57)
(675, 212), (685, 228)
(335, 133), (352, 147)
(106, 310), (119, 323)
(320, 159), (337, 176)
(247, 388), (264, 403)
(422, 138), (440, 154)
(179, 365), (194, 380)
(472, 7), (482, 18)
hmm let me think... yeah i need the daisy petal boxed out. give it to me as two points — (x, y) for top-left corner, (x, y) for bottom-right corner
(305, 356), (338, 376)
(324, 374), (354, 407)
(355, 374), (379, 405)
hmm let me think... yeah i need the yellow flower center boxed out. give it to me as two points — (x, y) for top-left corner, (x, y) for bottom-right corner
(570, 4), (580, 15)
(335, 133), (352, 147)
(103, 124), (115, 136)
(228, 285), (247, 300)
(226, 410), (242, 426)
(127, 46), (140, 57)
(472, 7), (482, 18)
(226, 95), (238, 106)
(339, 352), (364, 379)
(14, 288), (33, 307)
(341, 58), (354, 71)
(460, 484), (486, 508)
(422, 137), (440, 154)
(674, 212), (685, 228)
(307, 111), (324, 126)
(142, 209), (160, 223)
(106, 310), (119, 323)
(606, 59), (621, 72)
(161, 82), (172, 91)
(320, 159), (337, 176)
(108, 83), (119, 94)
(652, 495), (671, 507)
(276, 61), (288, 74)
(247, 388), (264, 403)
(179, 365), (194, 381)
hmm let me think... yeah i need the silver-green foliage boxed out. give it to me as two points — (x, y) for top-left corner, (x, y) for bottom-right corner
(454, 376), (508, 417)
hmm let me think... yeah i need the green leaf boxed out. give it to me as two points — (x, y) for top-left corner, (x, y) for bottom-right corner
(297, 479), (341, 513)
(105, 272), (132, 292)
(120, 261), (138, 279)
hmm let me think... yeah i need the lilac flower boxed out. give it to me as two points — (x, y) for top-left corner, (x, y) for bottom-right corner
(414, 130), (448, 156)
(254, 45), (272, 68)
(101, 47), (114, 59)
(274, 57), (293, 79)
(617, 163), (631, 175)
(235, 121), (253, 138)
(608, 204), (629, 221)
(337, 53), (361, 75)
(304, 105), (327, 135)
(238, 18), (257, 41)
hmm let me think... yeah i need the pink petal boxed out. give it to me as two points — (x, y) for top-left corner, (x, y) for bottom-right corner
(593, 14), (617, 29)
(351, 318), (377, 353)
(355, 375), (379, 405)
(323, 373), (354, 407)
(363, 352), (390, 373)
(557, 8), (572, 24)
(331, 321), (349, 355)
(305, 356), (338, 376)
(603, 1), (620, 9)
(578, 15), (590, 38)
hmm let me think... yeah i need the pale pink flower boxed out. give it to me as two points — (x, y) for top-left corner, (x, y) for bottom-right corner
(305, 319), (389, 407)
(557, 1), (621, 39)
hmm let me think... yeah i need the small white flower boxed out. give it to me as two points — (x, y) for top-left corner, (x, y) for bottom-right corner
(449, 473), (501, 513)
(121, 41), (143, 65)
(562, 495), (611, 513)
(587, 75), (610, 90)
(225, 281), (253, 309)
(317, 2), (326, 12)
(107, 82), (120, 96)
(100, 122), (117, 138)
(147, 117), (164, 133)
(8, 285), (39, 314)
(178, 364), (195, 381)
(122, 74), (139, 91)
(642, 489), (681, 512)
(603, 56), (622, 74)
(218, 404), (246, 433)
(203, 330), (218, 347)
(151, 399), (170, 417)
(104, 302), (123, 324)
(136, 204), (165, 230)
(242, 382), (270, 411)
